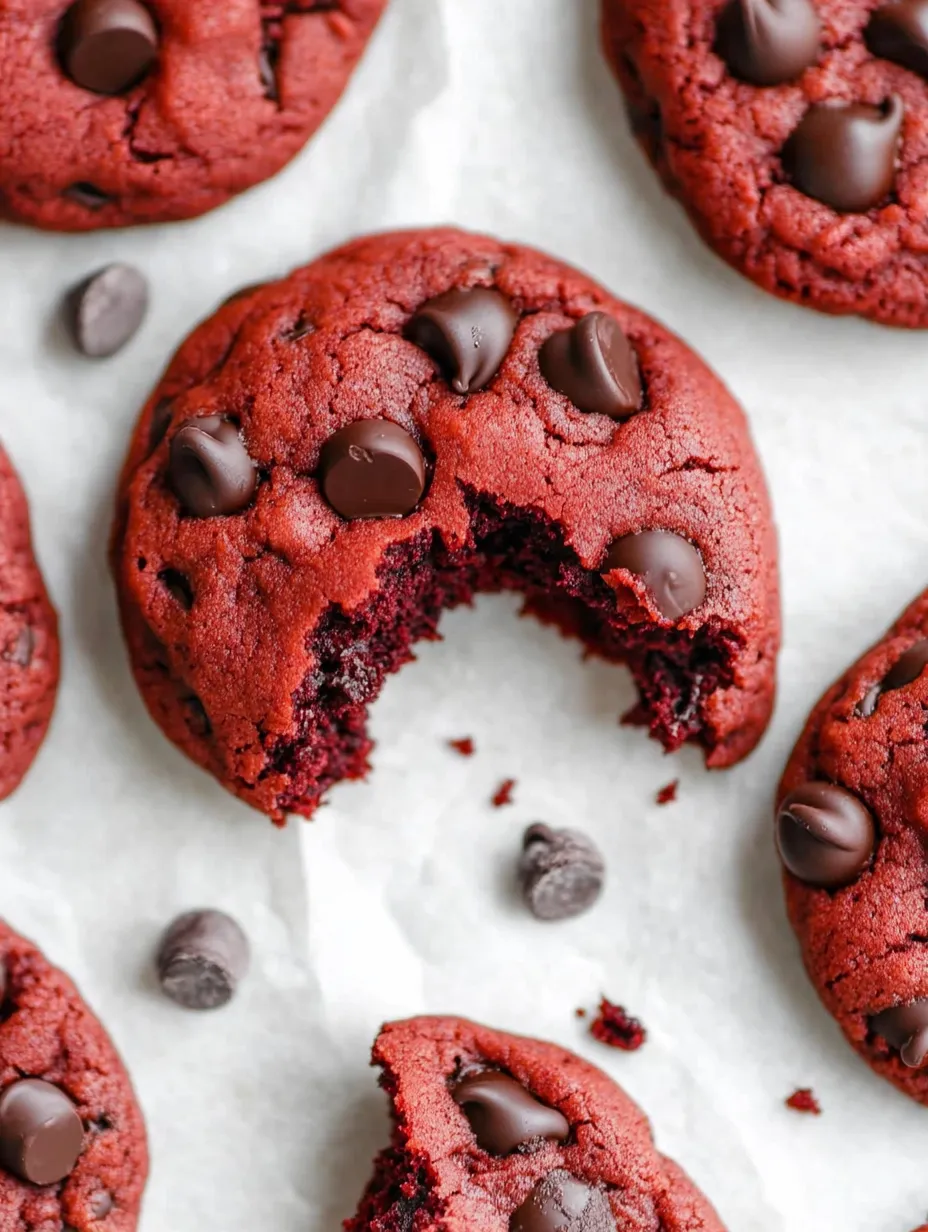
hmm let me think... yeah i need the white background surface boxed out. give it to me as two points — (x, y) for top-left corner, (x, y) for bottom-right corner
(1, 1), (927, 1228)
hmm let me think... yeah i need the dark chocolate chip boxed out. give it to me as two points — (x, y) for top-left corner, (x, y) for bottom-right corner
(452, 1071), (569, 1153)
(776, 782), (875, 888)
(319, 420), (426, 520)
(64, 182), (112, 210)
(169, 416), (257, 518)
(60, 0), (158, 95)
(259, 43), (279, 100)
(0, 1079), (83, 1186)
(407, 288), (517, 394)
(3, 628), (34, 668)
(159, 569), (193, 610)
(861, 638), (928, 716)
(65, 264), (149, 358)
(603, 531), (706, 620)
(539, 313), (642, 420)
(90, 1190), (114, 1218)
(518, 824), (605, 921)
(782, 96), (904, 212)
(867, 1), (928, 78)
(716, 0), (821, 85)
(510, 1171), (615, 1232)
(183, 694), (211, 738)
(156, 909), (250, 1010)
(871, 999), (928, 1067)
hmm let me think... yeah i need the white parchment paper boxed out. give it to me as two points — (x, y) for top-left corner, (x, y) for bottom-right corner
(2, 1), (928, 1228)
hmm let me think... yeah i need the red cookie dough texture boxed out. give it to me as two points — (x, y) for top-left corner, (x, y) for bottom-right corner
(111, 227), (779, 823)
(0, 0), (386, 231)
(0, 919), (147, 1230)
(0, 443), (58, 800)
(602, 0), (928, 327)
(345, 1016), (727, 1232)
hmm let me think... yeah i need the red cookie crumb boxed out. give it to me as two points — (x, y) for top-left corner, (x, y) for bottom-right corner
(491, 778), (516, 808)
(448, 737), (475, 757)
(656, 780), (678, 805)
(575, 1008), (587, 1019)
(591, 998), (647, 1052)
(785, 1088), (821, 1115)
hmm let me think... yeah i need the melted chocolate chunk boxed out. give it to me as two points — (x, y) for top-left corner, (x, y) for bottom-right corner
(452, 1070), (569, 1153)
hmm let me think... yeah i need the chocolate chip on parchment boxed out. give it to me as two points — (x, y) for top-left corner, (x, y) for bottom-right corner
(518, 824), (605, 921)
(65, 264), (149, 358)
(156, 909), (250, 1010)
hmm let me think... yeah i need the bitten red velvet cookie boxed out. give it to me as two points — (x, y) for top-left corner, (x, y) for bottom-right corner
(111, 227), (779, 824)
(777, 589), (928, 1105)
(603, 0), (928, 327)
(0, 919), (147, 1230)
(0, 0), (386, 230)
(0, 443), (59, 800)
(344, 1016), (727, 1232)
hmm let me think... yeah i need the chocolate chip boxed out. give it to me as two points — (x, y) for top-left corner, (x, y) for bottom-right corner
(510, 1171), (615, 1232)
(539, 313), (642, 420)
(148, 398), (172, 453)
(60, 0), (158, 95)
(3, 628), (33, 668)
(156, 909), (250, 1010)
(319, 420), (426, 520)
(782, 96), (904, 212)
(867, 1), (928, 78)
(776, 782), (876, 888)
(90, 1190), (114, 1218)
(65, 264), (149, 358)
(871, 999), (928, 1067)
(716, 0), (821, 85)
(603, 531), (706, 620)
(452, 1071), (569, 1154)
(169, 417), (257, 518)
(0, 1079), (83, 1186)
(407, 288), (517, 394)
(159, 569), (193, 610)
(259, 43), (279, 100)
(518, 824), (605, 922)
(64, 182), (111, 209)
(860, 638), (928, 716)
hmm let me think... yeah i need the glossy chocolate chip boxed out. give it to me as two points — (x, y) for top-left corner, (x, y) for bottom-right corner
(65, 264), (149, 358)
(782, 96), (904, 212)
(0, 1079), (83, 1186)
(603, 531), (706, 620)
(90, 1191), (114, 1218)
(319, 420), (426, 520)
(860, 638), (928, 714)
(169, 417), (257, 518)
(716, 0), (821, 85)
(510, 1171), (615, 1232)
(776, 783), (875, 888)
(518, 824), (605, 921)
(452, 1071), (569, 1154)
(867, 1), (928, 78)
(407, 288), (517, 394)
(871, 999), (928, 1067)
(539, 313), (642, 420)
(61, 0), (158, 95)
(156, 909), (250, 1010)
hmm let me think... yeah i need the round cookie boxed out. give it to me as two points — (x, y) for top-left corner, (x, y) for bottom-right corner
(345, 1015), (728, 1232)
(777, 589), (928, 1105)
(0, 0), (386, 231)
(111, 227), (780, 823)
(0, 919), (147, 1229)
(602, 0), (928, 327)
(0, 443), (59, 800)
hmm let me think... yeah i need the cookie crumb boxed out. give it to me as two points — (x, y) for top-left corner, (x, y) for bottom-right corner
(590, 998), (646, 1051)
(448, 737), (475, 757)
(656, 780), (678, 805)
(785, 1088), (821, 1115)
(492, 778), (516, 807)
(575, 1008), (587, 1019)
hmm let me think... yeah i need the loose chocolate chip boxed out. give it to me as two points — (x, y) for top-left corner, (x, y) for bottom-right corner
(3, 628), (34, 668)
(603, 530), (706, 620)
(518, 824), (605, 922)
(169, 416), (257, 518)
(510, 1171), (615, 1232)
(861, 638), (928, 716)
(452, 1071), (569, 1154)
(159, 569), (193, 610)
(782, 96), (904, 212)
(871, 999), (928, 1067)
(0, 1079), (83, 1186)
(319, 420), (426, 520)
(61, 0), (158, 95)
(776, 782), (875, 888)
(156, 909), (250, 1010)
(867, 1), (928, 78)
(716, 0), (821, 85)
(407, 288), (517, 394)
(64, 182), (111, 210)
(65, 264), (149, 358)
(539, 313), (642, 420)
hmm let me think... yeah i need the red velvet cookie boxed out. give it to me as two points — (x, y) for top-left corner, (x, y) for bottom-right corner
(603, 0), (928, 327)
(0, 0), (386, 231)
(111, 227), (779, 823)
(0, 919), (147, 1230)
(345, 1016), (727, 1232)
(0, 443), (59, 800)
(777, 589), (928, 1105)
